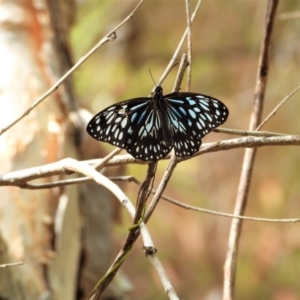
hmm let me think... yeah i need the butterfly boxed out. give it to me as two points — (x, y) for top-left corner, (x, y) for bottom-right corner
(86, 86), (229, 161)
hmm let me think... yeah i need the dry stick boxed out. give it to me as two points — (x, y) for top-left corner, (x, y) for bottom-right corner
(153, 0), (202, 91)
(163, 53), (189, 159)
(104, 133), (299, 165)
(88, 7), (197, 296)
(89, 28), (197, 298)
(144, 56), (188, 221)
(2, 134), (300, 189)
(1, 135), (300, 188)
(63, 147), (177, 300)
(88, 163), (159, 300)
(92, 148), (122, 169)
(0, 0), (144, 136)
(1, 155), (175, 300)
(7, 162), (300, 224)
(133, 162), (157, 224)
(223, 1), (279, 300)
(279, 10), (300, 20)
(161, 195), (300, 223)
(15, 147), (121, 188)
(56, 158), (157, 300)
(213, 127), (285, 137)
(145, 152), (177, 222)
(0, 262), (23, 268)
(110, 176), (300, 223)
(88, 57), (191, 300)
(173, 54), (188, 92)
(15, 159), (300, 223)
(144, 55), (188, 218)
(185, 0), (192, 91)
(256, 83), (300, 130)
(90, 22), (200, 298)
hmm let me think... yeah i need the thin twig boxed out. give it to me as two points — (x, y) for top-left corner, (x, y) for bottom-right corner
(179, 135), (300, 160)
(88, 5), (205, 293)
(173, 54), (188, 92)
(3, 157), (174, 300)
(256, 83), (300, 130)
(111, 176), (300, 223)
(1, 135), (300, 187)
(0, 0), (144, 136)
(93, 148), (122, 169)
(145, 152), (178, 222)
(0, 262), (23, 268)
(89, 12), (202, 292)
(88, 163), (162, 300)
(88, 160), (183, 300)
(48, 158), (171, 300)
(185, 0), (192, 91)
(223, 2), (279, 300)
(279, 10), (300, 20)
(213, 127), (285, 136)
(89, 40), (195, 296)
(133, 163), (157, 224)
(89, 4), (202, 292)
(153, 0), (202, 90)
(14, 169), (300, 224)
(0, 147), (121, 188)
(163, 196), (300, 223)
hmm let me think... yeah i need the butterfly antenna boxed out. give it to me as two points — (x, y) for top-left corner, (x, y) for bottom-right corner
(148, 68), (157, 87)
(149, 63), (179, 88)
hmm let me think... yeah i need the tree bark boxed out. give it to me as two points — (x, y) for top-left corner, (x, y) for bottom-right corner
(0, 1), (80, 298)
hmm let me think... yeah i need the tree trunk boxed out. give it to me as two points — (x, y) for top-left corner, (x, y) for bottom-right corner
(0, 1), (122, 299)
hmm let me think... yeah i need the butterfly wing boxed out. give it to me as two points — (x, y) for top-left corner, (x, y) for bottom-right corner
(86, 98), (173, 161)
(163, 92), (229, 158)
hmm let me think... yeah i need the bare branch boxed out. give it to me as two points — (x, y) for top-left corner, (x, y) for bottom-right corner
(145, 152), (178, 222)
(1, 135), (300, 188)
(0, 262), (23, 268)
(153, 0), (202, 90)
(172, 54), (188, 92)
(162, 196), (300, 223)
(185, 0), (192, 91)
(213, 127), (285, 137)
(279, 10), (300, 20)
(112, 176), (300, 224)
(0, 0), (144, 136)
(38, 158), (175, 300)
(223, 1), (279, 299)
(257, 83), (300, 130)
(88, 163), (161, 299)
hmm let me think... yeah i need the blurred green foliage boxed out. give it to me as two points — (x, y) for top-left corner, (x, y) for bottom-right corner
(71, 0), (300, 299)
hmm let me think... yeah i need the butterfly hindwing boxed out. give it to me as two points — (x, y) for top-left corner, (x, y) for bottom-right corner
(125, 106), (173, 161)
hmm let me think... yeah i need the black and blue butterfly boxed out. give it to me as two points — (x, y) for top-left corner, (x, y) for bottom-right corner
(86, 86), (229, 161)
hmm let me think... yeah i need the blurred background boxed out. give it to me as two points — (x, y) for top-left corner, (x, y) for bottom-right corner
(72, 1), (300, 299)
(1, 0), (300, 299)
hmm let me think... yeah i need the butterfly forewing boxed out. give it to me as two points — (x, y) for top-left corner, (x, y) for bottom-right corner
(86, 97), (173, 161)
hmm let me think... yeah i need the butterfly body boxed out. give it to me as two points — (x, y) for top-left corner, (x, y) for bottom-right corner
(87, 86), (229, 161)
